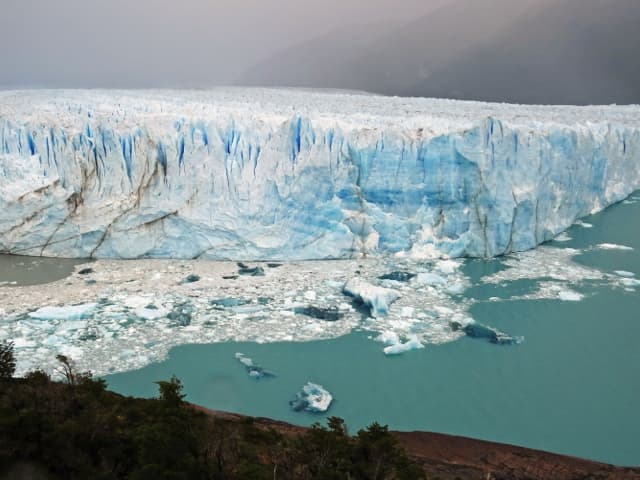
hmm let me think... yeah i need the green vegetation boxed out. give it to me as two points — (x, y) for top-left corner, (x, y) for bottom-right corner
(0, 344), (425, 479)
(0, 341), (15, 379)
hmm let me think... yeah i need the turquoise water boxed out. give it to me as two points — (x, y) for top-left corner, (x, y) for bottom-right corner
(105, 198), (640, 466)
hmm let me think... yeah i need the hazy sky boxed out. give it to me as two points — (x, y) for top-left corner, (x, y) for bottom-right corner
(0, 0), (449, 87)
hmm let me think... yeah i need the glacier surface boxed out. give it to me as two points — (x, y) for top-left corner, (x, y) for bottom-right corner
(1, 88), (640, 260)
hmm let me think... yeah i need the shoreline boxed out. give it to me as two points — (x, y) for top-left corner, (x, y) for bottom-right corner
(191, 404), (640, 479)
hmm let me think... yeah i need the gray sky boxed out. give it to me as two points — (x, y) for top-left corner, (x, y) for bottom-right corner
(0, 0), (449, 88)
(2, 0), (637, 104)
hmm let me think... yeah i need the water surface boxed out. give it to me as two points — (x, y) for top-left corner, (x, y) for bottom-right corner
(0, 254), (86, 286)
(106, 196), (640, 466)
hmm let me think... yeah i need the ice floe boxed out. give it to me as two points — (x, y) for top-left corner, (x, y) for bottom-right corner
(235, 353), (275, 379)
(597, 243), (634, 251)
(28, 303), (98, 321)
(614, 271), (636, 278)
(575, 220), (593, 228)
(1, 218), (638, 377)
(554, 232), (572, 242)
(376, 332), (425, 355)
(556, 289), (585, 302)
(289, 382), (333, 413)
(343, 278), (401, 318)
(450, 319), (522, 345)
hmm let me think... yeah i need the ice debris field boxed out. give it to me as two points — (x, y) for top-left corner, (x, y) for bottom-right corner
(1, 88), (640, 260)
(1, 237), (638, 378)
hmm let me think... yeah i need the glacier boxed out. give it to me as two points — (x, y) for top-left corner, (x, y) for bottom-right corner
(1, 88), (639, 260)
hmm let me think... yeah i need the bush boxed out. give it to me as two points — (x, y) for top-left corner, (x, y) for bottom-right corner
(0, 340), (16, 379)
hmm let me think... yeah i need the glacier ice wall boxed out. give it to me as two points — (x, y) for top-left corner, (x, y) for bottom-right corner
(1, 89), (639, 260)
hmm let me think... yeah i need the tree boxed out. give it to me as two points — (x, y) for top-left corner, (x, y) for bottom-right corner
(55, 354), (77, 385)
(327, 416), (349, 436)
(155, 375), (186, 408)
(354, 422), (425, 479)
(0, 340), (16, 379)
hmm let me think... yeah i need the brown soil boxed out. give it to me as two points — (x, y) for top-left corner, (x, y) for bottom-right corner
(194, 405), (640, 480)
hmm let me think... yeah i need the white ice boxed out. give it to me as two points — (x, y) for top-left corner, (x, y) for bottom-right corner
(300, 382), (333, 413)
(343, 278), (400, 318)
(28, 303), (97, 321)
(2, 89), (640, 261)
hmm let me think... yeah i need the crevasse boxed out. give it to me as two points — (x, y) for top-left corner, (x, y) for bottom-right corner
(0, 89), (639, 260)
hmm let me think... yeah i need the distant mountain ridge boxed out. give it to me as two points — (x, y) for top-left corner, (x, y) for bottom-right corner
(239, 0), (640, 105)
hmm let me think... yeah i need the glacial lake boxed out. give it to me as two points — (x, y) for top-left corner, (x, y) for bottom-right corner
(104, 195), (640, 467)
(2, 195), (639, 466)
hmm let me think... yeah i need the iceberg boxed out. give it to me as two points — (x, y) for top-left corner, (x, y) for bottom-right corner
(234, 352), (275, 379)
(343, 278), (400, 317)
(597, 243), (634, 251)
(450, 319), (522, 345)
(289, 382), (333, 413)
(376, 331), (425, 355)
(1, 88), (639, 260)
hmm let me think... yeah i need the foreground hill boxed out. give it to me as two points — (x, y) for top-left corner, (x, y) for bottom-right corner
(1, 371), (638, 479)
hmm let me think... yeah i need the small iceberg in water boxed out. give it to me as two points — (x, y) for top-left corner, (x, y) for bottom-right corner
(235, 353), (275, 379)
(450, 319), (522, 345)
(597, 243), (634, 251)
(289, 382), (333, 413)
(376, 331), (425, 355)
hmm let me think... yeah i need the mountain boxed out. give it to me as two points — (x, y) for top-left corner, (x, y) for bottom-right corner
(407, 0), (640, 104)
(239, 0), (640, 105)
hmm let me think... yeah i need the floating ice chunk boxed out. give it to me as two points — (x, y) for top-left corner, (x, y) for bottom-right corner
(445, 282), (466, 295)
(557, 289), (584, 302)
(235, 352), (275, 379)
(13, 338), (37, 348)
(166, 302), (194, 326)
(294, 306), (342, 321)
(575, 220), (593, 228)
(621, 278), (640, 288)
(375, 331), (400, 345)
(55, 320), (88, 335)
(59, 345), (84, 360)
(124, 296), (155, 309)
(436, 260), (460, 275)
(400, 307), (415, 317)
(304, 290), (317, 301)
(181, 274), (201, 284)
(135, 305), (169, 320)
(343, 278), (400, 317)
(237, 263), (265, 276)
(382, 334), (425, 355)
(28, 303), (97, 321)
(554, 232), (572, 242)
(289, 382), (333, 413)
(597, 243), (634, 251)
(404, 243), (442, 260)
(450, 319), (522, 345)
(378, 271), (416, 282)
(614, 271), (635, 278)
(415, 272), (447, 286)
(210, 298), (250, 308)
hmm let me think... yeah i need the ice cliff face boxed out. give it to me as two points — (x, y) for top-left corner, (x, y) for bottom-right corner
(1, 88), (639, 260)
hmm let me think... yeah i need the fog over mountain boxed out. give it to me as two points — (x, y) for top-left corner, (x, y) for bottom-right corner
(0, 0), (447, 88)
(241, 0), (640, 105)
(1, 0), (638, 104)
